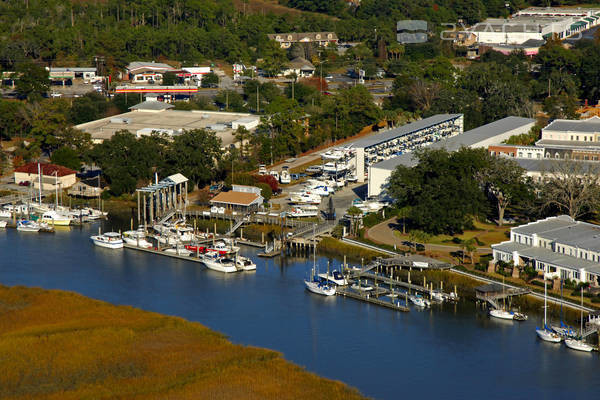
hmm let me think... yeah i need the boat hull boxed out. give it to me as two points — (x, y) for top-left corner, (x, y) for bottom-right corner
(304, 280), (336, 296)
(536, 329), (562, 343)
(90, 236), (123, 249)
(490, 309), (514, 320)
(202, 258), (238, 273)
(565, 339), (594, 352)
(40, 218), (71, 226)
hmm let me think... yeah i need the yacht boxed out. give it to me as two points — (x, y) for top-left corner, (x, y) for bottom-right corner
(318, 270), (348, 285)
(201, 252), (238, 273)
(279, 166), (291, 184)
(289, 192), (321, 205)
(235, 255), (257, 271)
(122, 228), (153, 248)
(430, 290), (445, 303)
(90, 232), (123, 249)
(288, 205), (319, 218)
(40, 210), (71, 226)
(16, 220), (40, 232)
(489, 309), (515, 320)
(307, 185), (331, 197)
(351, 283), (374, 291)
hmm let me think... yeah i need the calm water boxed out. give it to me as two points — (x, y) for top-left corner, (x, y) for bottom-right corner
(0, 223), (598, 399)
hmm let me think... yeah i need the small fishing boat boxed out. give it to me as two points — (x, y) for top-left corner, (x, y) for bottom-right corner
(318, 270), (348, 286)
(235, 255), (256, 271)
(16, 220), (40, 232)
(409, 294), (430, 308)
(163, 246), (193, 256)
(90, 232), (123, 249)
(288, 205), (320, 218)
(430, 290), (445, 302)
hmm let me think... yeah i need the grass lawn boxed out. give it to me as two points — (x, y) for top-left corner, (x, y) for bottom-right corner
(0, 285), (364, 400)
(392, 219), (510, 247)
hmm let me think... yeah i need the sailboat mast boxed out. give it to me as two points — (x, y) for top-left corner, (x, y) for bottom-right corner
(312, 224), (316, 276)
(37, 163), (42, 206)
(544, 279), (547, 327)
(580, 287), (584, 337)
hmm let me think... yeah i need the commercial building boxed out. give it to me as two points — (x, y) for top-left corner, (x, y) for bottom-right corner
(76, 105), (260, 146)
(267, 32), (338, 48)
(49, 67), (97, 81)
(469, 7), (600, 45)
(366, 116), (534, 198)
(210, 187), (263, 213)
(14, 162), (77, 191)
(281, 58), (315, 78)
(125, 61), (175, 83)
(492, 215), (600, 286)
(351, 114), (464, 186)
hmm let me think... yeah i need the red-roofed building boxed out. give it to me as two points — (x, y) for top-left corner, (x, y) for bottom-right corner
(14, 162), (77, 191)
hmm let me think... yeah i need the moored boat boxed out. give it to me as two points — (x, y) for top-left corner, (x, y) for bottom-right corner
(122, 228), (153, 248)
(489, 309), (515, 320)
(201, 252), (238, 273)
(235, 255), (256, 271)
(90, 232), (123, 249)
(0, 220), (6, 228)
(40, 210), (71, 226)
(318, 270), (348, 285)
(16, 220), (40, 232)
(536, 280), (562, 343)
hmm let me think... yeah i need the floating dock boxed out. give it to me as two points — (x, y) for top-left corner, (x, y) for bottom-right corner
(123, 243), (206, 264)
(336, 286), (410, 312)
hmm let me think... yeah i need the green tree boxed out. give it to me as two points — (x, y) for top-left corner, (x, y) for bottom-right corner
(347, 206), (363, 235)
(161, 72), (178, 86)
(259, 41), (287, 77)
(14, 62), (49, 101)
(50, 146), (82, 170)
(201, 72), (219, 88)
(476, 156), (532, 226)
(163, 129), (223, 189)
(464, 238), (477, 266)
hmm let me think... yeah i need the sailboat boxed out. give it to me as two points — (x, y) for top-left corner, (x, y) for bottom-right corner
(564, 287), (594, 352)
(489, 277), (527, 321)
(551, 279), (577, 338)
(304, 227), (335, 296)
(536, 280), (561, 343)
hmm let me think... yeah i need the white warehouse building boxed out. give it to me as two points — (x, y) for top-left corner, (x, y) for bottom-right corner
(350, 114), (464, 185)
(367, 116), (535, 198)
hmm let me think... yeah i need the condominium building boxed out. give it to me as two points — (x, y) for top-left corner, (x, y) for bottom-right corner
(492, 215), (600, 286)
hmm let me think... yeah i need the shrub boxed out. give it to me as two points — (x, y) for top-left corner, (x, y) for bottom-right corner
(256, 182), (272, 201)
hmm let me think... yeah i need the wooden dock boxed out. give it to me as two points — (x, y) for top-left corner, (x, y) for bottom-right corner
(336, 286), (410, 312)
(349, 271), (458, 301)
(123, 243), (206, 264)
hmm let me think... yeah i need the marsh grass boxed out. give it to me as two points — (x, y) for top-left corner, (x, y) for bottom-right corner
(0, 285), (365, 400)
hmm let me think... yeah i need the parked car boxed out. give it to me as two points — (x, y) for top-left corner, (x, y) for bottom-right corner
(290, 173), (300, 180)
(18, 181), (31, 186)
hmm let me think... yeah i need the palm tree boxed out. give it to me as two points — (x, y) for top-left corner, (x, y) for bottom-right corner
(397, 206), (410, 234)
(234, 126), (249, 158)
(464, 238), (477, 266)
(347, 206), (363, 236)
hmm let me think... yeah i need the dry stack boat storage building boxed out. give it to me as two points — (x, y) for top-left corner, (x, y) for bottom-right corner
(351, 114), (464, 184)
(365, 116), (534, 198)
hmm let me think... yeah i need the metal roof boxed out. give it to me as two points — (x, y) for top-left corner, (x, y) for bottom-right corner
(514, 158), (600, 173)
(544, 117), (600, 133)
(518, 246), (600, 274)
(371, 116), (534, 171)
(126, 61), (174, 72)
(536, 139), (600, 149)
(129, 101), (175, 111)
(491, 241), (531, 253)
(351, 114), (462, 150)
(511, 215), (575, 235)
(537, 221), (600, 253)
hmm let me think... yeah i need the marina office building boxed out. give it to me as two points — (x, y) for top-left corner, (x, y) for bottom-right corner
(492, 216), (600, 286)
(351, 114), (464, 184)
(367, 116), (535, 198)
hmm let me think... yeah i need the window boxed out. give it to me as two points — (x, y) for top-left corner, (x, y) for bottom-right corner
(537, 153), (541, 159)
(528, 153), (532, 158)
(316, 34), (321, 39)
(328, 33), (333, 38)
(573, 271), (580, 280)
(518, 152), (523, 157)
(571, 135), (574, 140)
(577, 136), (579, 141)
(555, 153), (560, 159)
(288, 35), (292, 40)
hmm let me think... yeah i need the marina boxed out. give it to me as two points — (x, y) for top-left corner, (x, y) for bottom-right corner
(1, 223), (600, 399)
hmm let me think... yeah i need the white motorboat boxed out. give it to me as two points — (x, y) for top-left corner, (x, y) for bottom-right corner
(536, 280), (562, 343)
(289, 192), (321, 205)
(279, 166), (291, 184)
(201, 252), (238, 273)
(288, 205), (319, 218)
(258, 164), (267, 175)
(322, 161), (349, 174)
(40, 210), (71, 226)
(351, 283), (374, 291)
(90, 232), (123, 249)
(307, 186), (331, 197)
(235, 255), (256, 271)
(163, 246), (193, 256)
(318, 270), (348, 285)
(430, 291), (445, 302)
(122, 228), (153, 248)
(16, 220), (40, 232)
(409, 294), (430, 307)
(0, 220), (6, 228)
(0, 210), (11, 218)
(4, 204), (29, 215)
(489, 309), (515, 320)
(269, 170), (279, 181)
